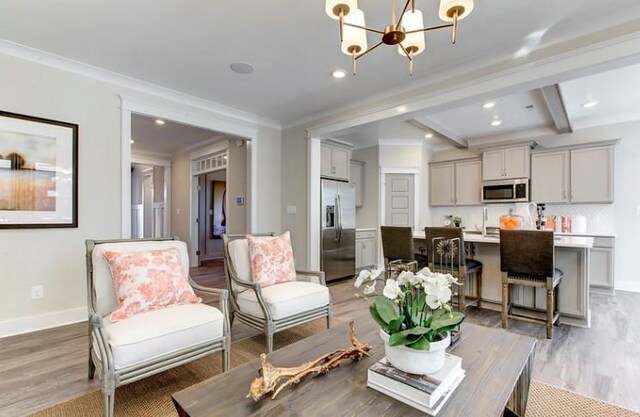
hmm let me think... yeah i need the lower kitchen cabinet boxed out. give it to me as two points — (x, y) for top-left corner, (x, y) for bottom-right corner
(589, 236), (615, 294)
(356, 229), (377, 270)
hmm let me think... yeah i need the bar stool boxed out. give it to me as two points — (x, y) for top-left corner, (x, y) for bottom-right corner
(499, 229), (563, 339)
(380, 226), (417, 278)
(424, 227), (483, 312)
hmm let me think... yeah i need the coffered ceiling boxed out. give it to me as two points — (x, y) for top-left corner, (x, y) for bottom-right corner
(2, 1), (640, 125)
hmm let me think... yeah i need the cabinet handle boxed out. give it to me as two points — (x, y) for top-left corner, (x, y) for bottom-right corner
(563, 191), (567, 199)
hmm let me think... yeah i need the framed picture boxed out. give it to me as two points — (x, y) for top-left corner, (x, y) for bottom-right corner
(0, 111), (78, 228)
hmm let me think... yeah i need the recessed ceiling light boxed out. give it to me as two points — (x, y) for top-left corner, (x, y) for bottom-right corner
(130, 139), (135, 144)
(332, 69), (347, 79)
(582, 100), (599, 108)
(397, 106), (407, 113)
(482, 102), (496, 109)
(155, 119), (165, 125)
(230, 62), (255, 75)
(424, 133), (434, 138)
(491, 120), (503, 126)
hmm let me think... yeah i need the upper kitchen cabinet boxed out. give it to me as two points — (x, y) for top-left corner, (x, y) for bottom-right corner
(531, 144), (614, 204)
(350, 160), (365, 207)
(531, 150), (570, 203)
(430, 159), (482, 206)
(321, 142), (351, 181)
(570, 146), (614, 203)
(430, 163), (455, 206)
(482, 145), (530, 180)
(455, 159), (482, 205)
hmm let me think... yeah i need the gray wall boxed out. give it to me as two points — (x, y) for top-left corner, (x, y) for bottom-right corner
(352, 146), (380, 229)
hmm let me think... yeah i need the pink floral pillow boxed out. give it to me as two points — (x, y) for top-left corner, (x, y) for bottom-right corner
(247, 232), (297, 287)
(103, 247), (201, 321)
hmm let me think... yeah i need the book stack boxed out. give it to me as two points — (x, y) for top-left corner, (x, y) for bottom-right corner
(367, 354), (465, 415)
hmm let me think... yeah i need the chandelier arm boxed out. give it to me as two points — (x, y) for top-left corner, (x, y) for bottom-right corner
(343, 22), (385, 35)
(355, 41), (384, 61)
(396, 0), (412, 27)
(405, 23), (454, 34)
(399, 43), (413, 62)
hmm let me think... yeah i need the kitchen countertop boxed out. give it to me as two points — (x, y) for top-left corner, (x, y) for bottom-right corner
(413, 231), (594, 249)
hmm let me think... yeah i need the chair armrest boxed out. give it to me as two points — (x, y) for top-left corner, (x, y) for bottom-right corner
(188, 277), (232, 337)
(296, 269), (327, 286)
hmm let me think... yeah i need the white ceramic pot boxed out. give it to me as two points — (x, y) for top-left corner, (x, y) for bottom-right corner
(380, 329), (450, 375)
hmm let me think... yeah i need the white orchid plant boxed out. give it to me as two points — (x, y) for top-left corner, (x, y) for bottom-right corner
(354, 268), (465, 351)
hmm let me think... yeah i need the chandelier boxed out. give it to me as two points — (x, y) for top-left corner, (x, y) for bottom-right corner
(325, 0), (474, 75)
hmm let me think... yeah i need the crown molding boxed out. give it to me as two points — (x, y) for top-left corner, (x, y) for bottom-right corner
(0, 39), (281, 130)
(377, 138), (425, 147)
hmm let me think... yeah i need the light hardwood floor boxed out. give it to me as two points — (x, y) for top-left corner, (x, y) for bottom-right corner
(1, 268), (638, 416)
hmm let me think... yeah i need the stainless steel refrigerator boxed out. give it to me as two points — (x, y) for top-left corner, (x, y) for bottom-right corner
(321, 179), (356, 282)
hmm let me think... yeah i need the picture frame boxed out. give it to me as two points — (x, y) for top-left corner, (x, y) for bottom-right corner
(0, 110), (78, 228)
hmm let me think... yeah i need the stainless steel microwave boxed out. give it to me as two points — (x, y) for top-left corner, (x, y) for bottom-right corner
(482, 178), (530, 203)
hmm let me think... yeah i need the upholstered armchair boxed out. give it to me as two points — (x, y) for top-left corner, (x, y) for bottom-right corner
(85, 237), (230, 417)
(223, 233), (332, 352)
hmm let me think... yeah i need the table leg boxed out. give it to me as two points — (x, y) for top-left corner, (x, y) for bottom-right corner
(505, 348), (535, 416)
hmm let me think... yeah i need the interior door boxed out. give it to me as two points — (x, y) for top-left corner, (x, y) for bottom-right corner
(198, 171), (226, 263)
(385, 174), (415, 228)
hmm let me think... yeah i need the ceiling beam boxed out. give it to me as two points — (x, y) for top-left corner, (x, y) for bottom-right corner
(408, 117), (468, 149)
(540, 84), (573, 134)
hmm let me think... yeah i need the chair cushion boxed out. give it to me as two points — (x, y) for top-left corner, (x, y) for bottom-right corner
(465, 259), (483, 274)
(91, 240), (191, 317)
(103, 247), (201, 321)
(507, 268), (563, 285)
(98, 303), (224, 370)
(247, 232), (297, 287)
(236, 281), (330, 320)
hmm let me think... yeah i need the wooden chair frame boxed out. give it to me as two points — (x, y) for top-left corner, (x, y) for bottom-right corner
(86, 237), (231, 417)
(223, 234), (332, 353)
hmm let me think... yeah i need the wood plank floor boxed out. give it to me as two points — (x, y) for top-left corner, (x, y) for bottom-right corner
(1, 266), (638, 416)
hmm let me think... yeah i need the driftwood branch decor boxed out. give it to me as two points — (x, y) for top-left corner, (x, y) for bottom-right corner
(247, 321), (371, 401)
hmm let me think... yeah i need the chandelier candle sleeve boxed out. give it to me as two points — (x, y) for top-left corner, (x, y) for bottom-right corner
(398, 9), (425, 56)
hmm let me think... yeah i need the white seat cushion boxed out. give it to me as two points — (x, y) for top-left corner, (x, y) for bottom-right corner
(98, 303), (224, 369)
(236, 281), (330, 320)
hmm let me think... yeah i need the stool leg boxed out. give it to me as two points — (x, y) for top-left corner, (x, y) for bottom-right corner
(501, 281), (508, 329)
(458, 279), (466, 313)
(546, 289), (554, 339)
(476, 269), (482, 310)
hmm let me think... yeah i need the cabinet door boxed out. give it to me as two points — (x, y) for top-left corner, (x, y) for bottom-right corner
(355, 240), (364, 269)
(570, 146), (614, 203)
(362, 238), (377, 267)
(321, 144), (333, 177)
(455, 160), (482, 205)
(590, 247), (614, 289)
(430, 163), (455, 206)
(332, 147), (350, 180)
(482, 149), (504, 180)
(531, 151), (569, 203)
(504, 146), (530, 179)
(350, 161), (364, 207)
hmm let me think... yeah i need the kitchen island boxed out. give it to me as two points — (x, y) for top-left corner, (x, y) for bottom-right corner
(413, 231), (594, 328)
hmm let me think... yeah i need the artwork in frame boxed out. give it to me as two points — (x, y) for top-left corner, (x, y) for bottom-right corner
(0, 111), (78, 228)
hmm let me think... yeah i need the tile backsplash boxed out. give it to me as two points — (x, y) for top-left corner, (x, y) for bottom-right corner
(429, 203), (615, 235)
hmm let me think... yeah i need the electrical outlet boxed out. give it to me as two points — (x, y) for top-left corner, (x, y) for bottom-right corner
(31, 285), (44, 300)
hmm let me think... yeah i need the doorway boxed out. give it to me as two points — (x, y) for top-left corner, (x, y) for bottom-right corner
(131, 163), (167, 238)
(197, 169), (227, 262)
(384, 173), (415, 228)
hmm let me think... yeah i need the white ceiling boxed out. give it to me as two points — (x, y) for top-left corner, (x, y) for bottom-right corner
(560, 62), (640, 130)
(2, 1), (640, 125)
(131, 114), (220, 155)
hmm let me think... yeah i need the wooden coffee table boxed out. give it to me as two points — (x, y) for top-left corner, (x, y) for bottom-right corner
(172, 320), (536, 417)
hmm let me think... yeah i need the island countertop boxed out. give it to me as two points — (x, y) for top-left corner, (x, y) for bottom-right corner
(412, 231), (594, 249)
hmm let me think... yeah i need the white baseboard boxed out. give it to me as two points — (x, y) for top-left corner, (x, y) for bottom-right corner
(616, 280), (640, 293)
(0, 307), (86, 339)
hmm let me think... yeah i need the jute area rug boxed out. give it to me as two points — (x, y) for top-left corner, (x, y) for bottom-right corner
(32, 319), (640, 417)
